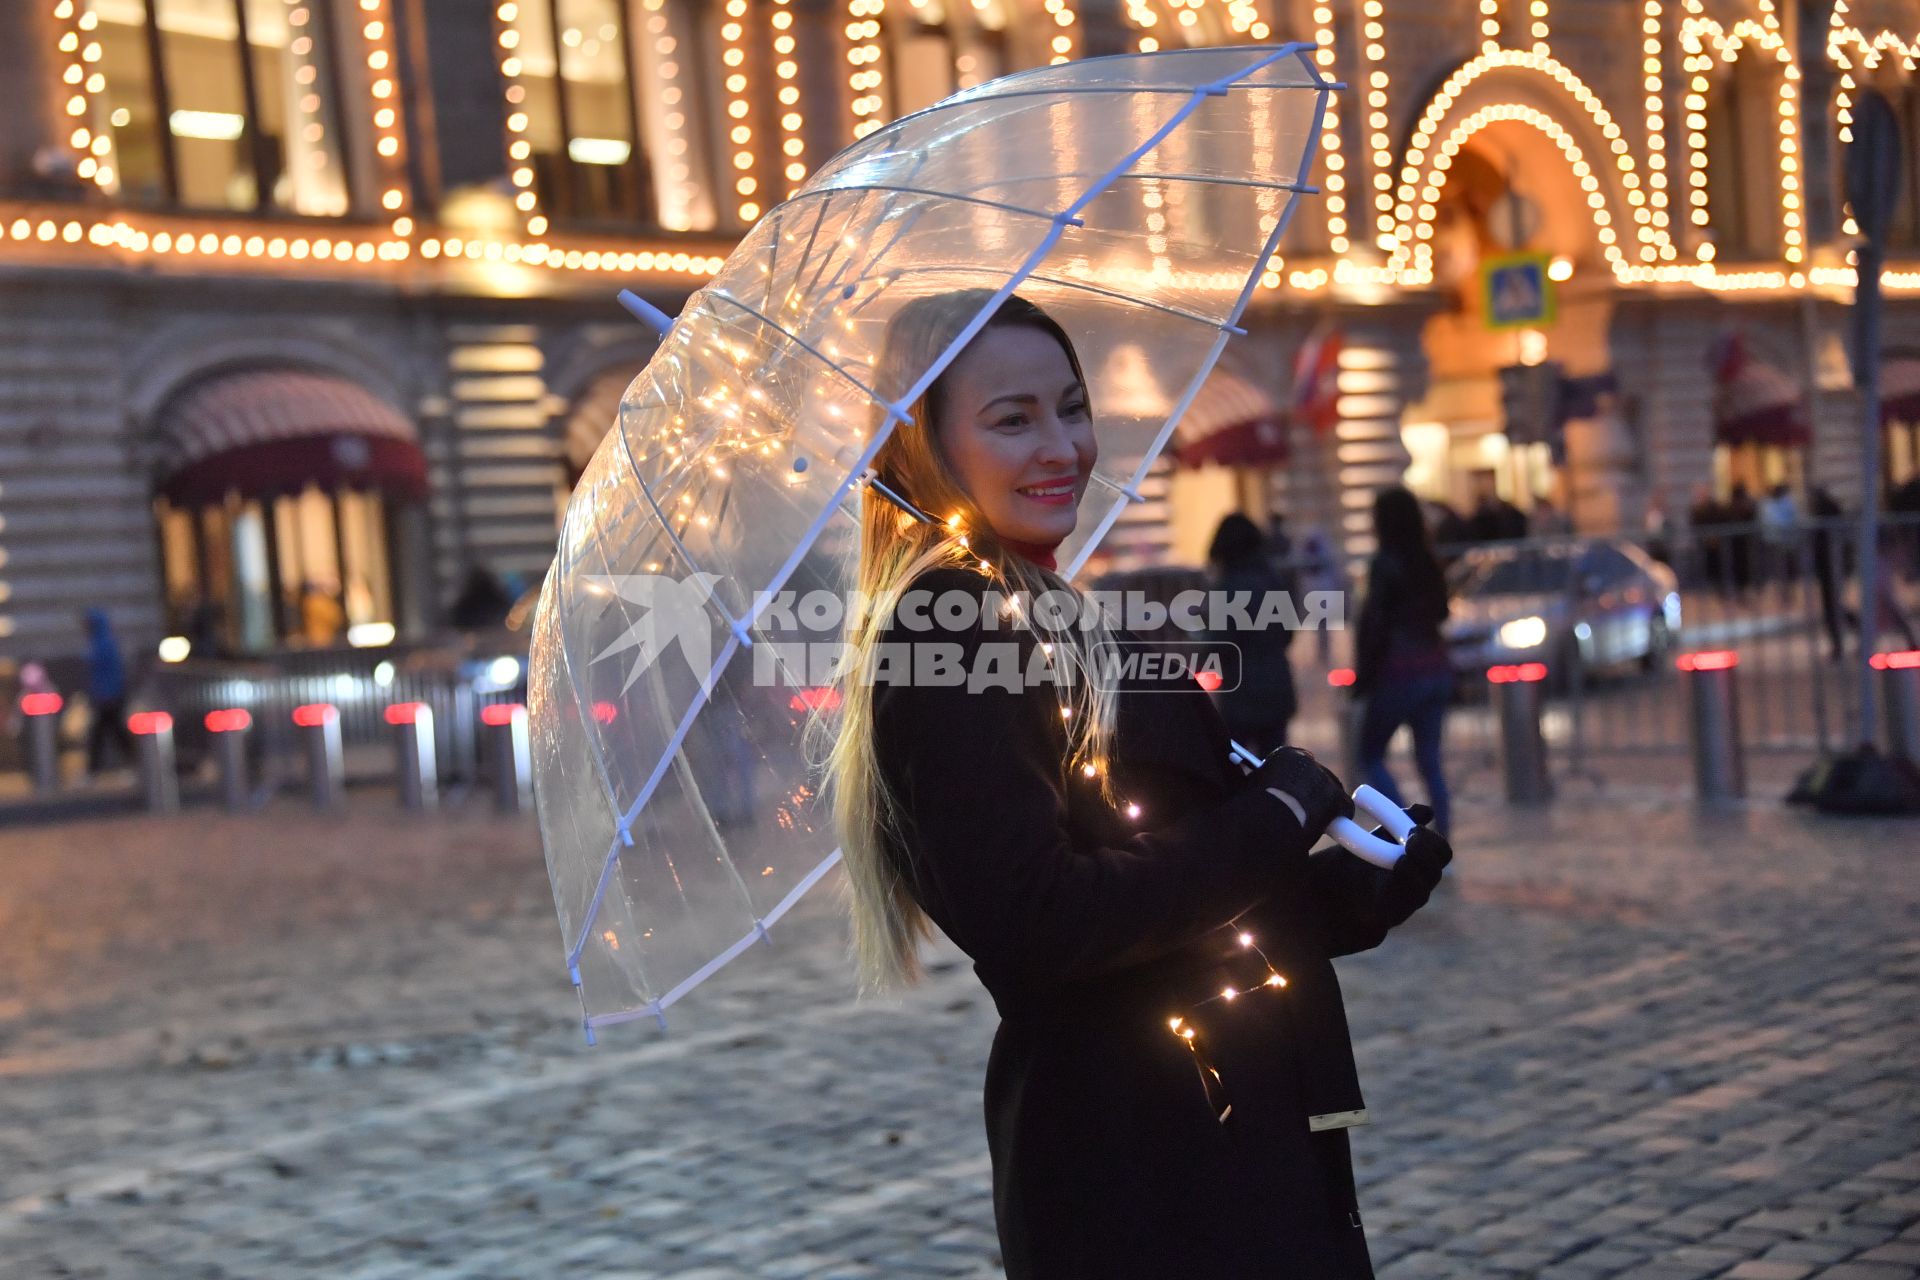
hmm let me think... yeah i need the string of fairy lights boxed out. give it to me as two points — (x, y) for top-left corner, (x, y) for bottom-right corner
(14, 0), (1920, 298)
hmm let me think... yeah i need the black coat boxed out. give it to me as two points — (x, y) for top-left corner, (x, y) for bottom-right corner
(874, 567), (1415, 1279)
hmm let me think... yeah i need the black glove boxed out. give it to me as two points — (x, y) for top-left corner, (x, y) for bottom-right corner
(1376, 824), (1453, 927)
(1249, 746), (1354, 843)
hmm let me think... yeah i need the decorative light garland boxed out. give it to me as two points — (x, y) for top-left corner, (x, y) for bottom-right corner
(357, 0), (411, 237)
(846, 0), (884, 140)
(1642, 0), (1675, 256)
(721, 0), (761, 220)
(1166, 930), (1290, 1121)
(770, 0), (806, 194)
(1044, 0), (1079, 64)
(492, 0), (548, 235)
(1827, 2), (1916, 240)
(641, 0), (700, 231)
(1312, 2), (1346, 253)
(1529, 0), (1549, 52)
(1388, 49), (1660, 264)
(1480, 0), (1499, 52)
(1678, 1), (1798, 263)
(54, 0), (112, 191)
(1397, 102), (1630, 281)
(1357, 0), (1395, 249)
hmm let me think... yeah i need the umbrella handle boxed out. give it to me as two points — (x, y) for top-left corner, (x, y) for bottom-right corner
(1327, 784), (1417, 870)
(1226, 742), (1417, 869)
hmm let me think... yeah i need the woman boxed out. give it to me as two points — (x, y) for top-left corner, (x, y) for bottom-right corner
(1352, 487), (1454, 837)
(827, 292), (1451, 1278)
(1206, 511), (1299, 758)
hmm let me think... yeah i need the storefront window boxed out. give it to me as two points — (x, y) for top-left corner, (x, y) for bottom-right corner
(511, 0), (653, 224)
(156, 487), (398, 654)
(90, 0), (351, 215)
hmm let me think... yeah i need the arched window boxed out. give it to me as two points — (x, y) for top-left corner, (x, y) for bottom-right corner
(92, 0), (353, 215)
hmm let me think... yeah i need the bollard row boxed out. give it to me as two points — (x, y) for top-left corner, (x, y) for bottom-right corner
(80, 698), (534, 816)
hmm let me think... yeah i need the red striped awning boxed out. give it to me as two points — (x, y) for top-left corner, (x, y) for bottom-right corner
(1881, 352), (1920, 424)
(155, 370), (427, 506)
(1172, 365), (1291, 467)
(1710, 333), (1809, 448)
(563, 367), (636, 479)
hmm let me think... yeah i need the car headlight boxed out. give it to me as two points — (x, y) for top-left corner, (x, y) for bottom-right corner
(1498, 615), (1549, 650)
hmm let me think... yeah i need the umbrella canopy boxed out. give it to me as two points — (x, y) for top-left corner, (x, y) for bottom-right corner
(530, 46), (1333, 1037)
(1710, 332), (1810, 448)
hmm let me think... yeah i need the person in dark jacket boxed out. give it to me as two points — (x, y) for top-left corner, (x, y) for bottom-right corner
(827, 290), (1452, 1279)
(82, 607), (134, 773)
(1206, 511), (1299, 756)
(1352, 487), (1455, 837)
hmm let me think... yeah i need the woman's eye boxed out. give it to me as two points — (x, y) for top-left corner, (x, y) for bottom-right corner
(995, 414), (1030, 429)
(1064, 400), (1090, 419)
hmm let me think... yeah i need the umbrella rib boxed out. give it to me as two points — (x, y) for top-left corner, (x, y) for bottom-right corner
(876, 262), (1243, 331)
(781, 182), (1067, 226)
(707, 290), (891, 407)
(638, 845), (847, 1019)
(1065, 49), (1331, 578)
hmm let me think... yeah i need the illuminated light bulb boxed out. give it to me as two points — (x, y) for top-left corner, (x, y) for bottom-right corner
(1238, 932), (1253, 947)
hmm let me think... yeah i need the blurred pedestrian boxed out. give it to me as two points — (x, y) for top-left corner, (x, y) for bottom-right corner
(1759, 483), (1798, 588)
(1296, 524), (1345, 666)
(1204, 512), (1297, 758)
(1529, 497), (1571, 538)
(82, 608), (134, 774)
(1725, 483), (1757, 597)
(449, 566), (513, 631)
(1465, 472), (1526, 543)
(1353, 487), (1454, 836)
(1810, 487), (1848, 661)
(1690, 486), (1726, 591)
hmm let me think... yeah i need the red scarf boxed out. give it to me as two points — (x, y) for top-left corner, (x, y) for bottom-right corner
(999, 538), (1062, 572)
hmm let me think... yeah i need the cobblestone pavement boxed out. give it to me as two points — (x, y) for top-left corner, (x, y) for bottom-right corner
(1, 787), (1916, 1280)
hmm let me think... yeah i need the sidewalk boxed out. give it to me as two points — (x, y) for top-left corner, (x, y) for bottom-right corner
(0, 794), (1915, 1278)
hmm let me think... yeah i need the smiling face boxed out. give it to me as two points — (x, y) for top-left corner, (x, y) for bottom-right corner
(930, 324), (1096, 547)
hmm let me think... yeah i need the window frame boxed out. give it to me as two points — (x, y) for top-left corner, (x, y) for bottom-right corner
(109, 0), (361, 216)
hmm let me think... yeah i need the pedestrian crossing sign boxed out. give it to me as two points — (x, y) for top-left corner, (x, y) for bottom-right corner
(1482, 252), (1557, 330)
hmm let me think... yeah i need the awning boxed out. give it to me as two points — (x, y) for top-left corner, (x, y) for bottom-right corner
(1710, 333), (1810, 448)
(563, 367), (634, 479)
(1880, 351), (1920, 424)
(1172, 365), (1291, 467)
(156, 370), (428, 506)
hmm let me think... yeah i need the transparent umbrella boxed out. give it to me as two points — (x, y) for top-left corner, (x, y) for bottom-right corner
(531, 45), (1335, 1040)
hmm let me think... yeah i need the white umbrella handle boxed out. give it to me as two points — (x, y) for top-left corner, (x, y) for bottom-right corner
(1227, 742), (1416, 869)
(1327, 784), (1417, 869)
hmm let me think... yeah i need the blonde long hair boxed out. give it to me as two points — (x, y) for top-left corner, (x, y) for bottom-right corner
(825, 291), (1123, 997)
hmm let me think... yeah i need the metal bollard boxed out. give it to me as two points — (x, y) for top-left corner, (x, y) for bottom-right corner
(1327, 668), (1361, 779)
(293, 703), (345, 811)
(129, 711), (178, 813)
(1871, 650), (1920, 761)
(1488, 662), (1552, 804)
(386, 702), (438, 811)
(205, 708), (253, 812)
(20, 691), (63, 793)
(482, 703), (533, 814)
(1678, 650), (1744, 801)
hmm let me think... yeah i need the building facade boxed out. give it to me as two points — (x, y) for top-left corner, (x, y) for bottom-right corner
(2, 0), (1918, 665)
